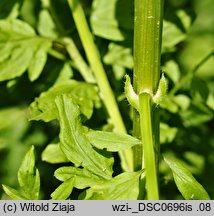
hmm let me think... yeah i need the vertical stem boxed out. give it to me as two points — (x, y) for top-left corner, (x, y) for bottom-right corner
(133, 0), (163, 94)
(67, 0), (133, 171)
(139, 93), (159, 199)
(133, 0), (164, 199)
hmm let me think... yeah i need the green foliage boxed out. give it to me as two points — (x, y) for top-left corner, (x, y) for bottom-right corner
(91, 0), (194, 52)
(164, 154), (210, 200)
(0, 19), (52, 82)
(29, 80), (99, 121)
(103, 43), (133, 69)
(160, 123), (177, 144)
(41, 143), (69, 164)
(2, 146), (40, 200)
(91, 0), (133, 41)
(55, 95), (113, 180)
(0, 0), (213, 200)
(87, 130), (141, 152)
(80, 171), (142, 200)
(51, 178), (75, 200)
(54, 166), (103, 189)
(0, 107), (45, 190)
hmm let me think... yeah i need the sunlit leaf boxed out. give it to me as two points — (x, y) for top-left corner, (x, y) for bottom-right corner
(91, 0), (133, 41)
(162, 9), (194, 52)
(3, 146), (40, 200)
(164, 154), (210, 200)
(42, 143), (69, 164)
(163, 60), (180, 84)
(80, 171), (142, 200)
(38, 9), (58, 38)
(55, 166), (103, 189)
(160, 123), (177, 144)
(103, 43), (133, 69)
(2, 185), (27, 200)
(160, 96), (178, 113)
(51, 178), (74, 200)
(0, 19), (35, 40)
(86, 130), (141, 152)
(172, 94), (191, 111)
(29, 80), (99, 122)
(17, 146), (40, 200)
(28, 40), (52, 81)
(0, 19), (52, 82)
(207, 93), (214, 110)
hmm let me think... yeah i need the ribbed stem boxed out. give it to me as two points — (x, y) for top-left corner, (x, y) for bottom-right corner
(133, 0), (164, 199)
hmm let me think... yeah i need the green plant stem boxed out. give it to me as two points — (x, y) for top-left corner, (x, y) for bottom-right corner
(41, 0), (95, 83)
(133, 0), (164, 199)
(133, 0), (163, 165)
(48, 48), (67, 60)
(139, 93), (159, 200)
(67, 0), (133, 171)
(63, 37), (95, 83)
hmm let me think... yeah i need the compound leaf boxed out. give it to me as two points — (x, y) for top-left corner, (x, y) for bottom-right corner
(55, 95), (113, 180)
(0, 19), (52, 82)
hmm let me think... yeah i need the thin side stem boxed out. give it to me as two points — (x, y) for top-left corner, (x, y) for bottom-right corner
(63, 37), (95, 83)
(41, 0), (95, 82)
(139, 93), (159, 200)
(67, 0), (133, 171)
